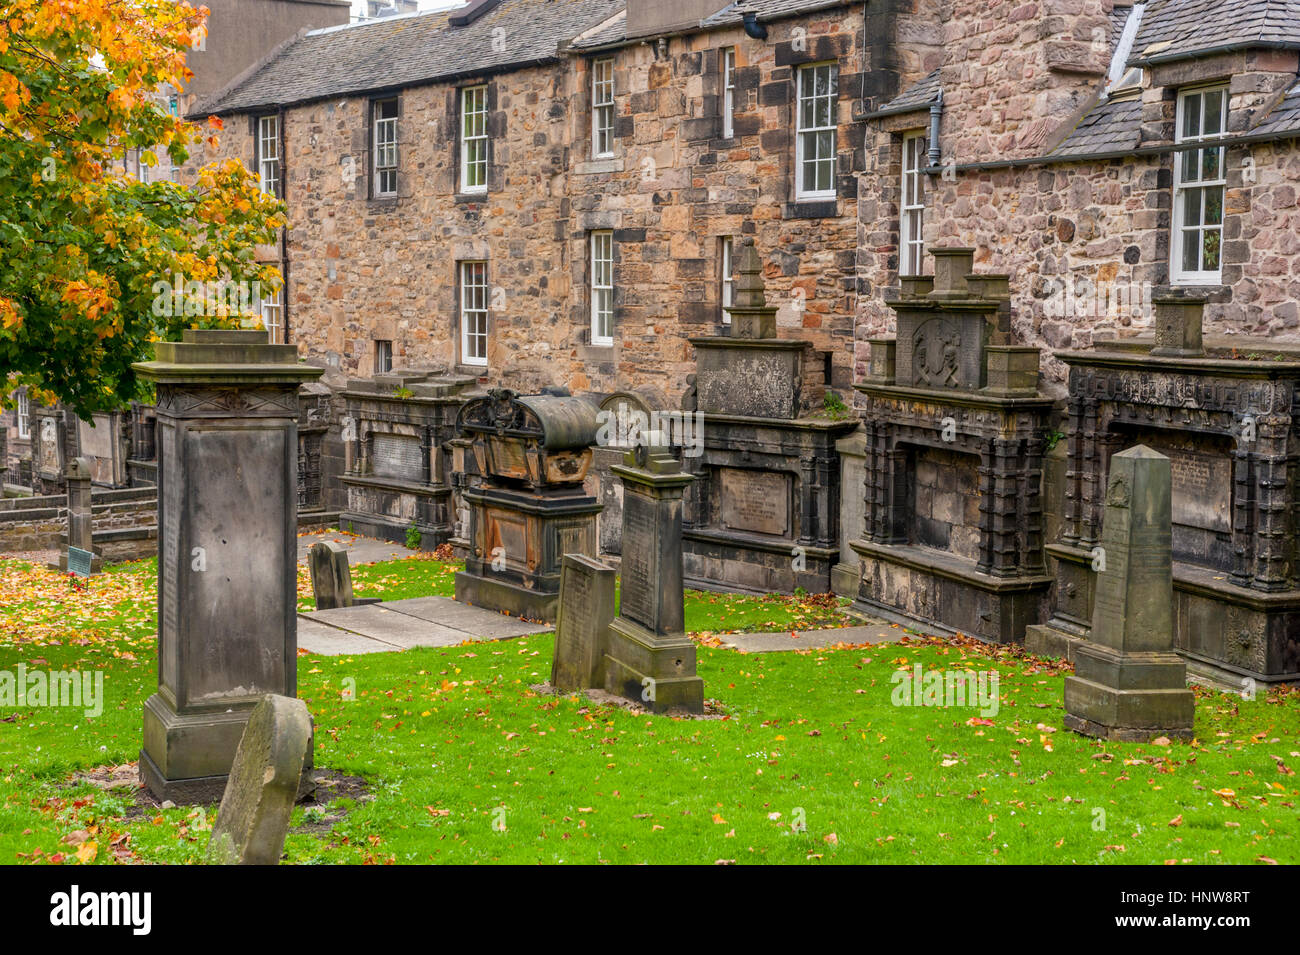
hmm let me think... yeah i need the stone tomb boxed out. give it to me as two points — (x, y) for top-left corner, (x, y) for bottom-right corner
(1028, 292), (1300, 687)
(134, 329), (321, 802)
(1064, 447), (1195, 741)
(339, 368), (478, 549)
(684, 236), (857, 594)
(454, 389), (602, 622)
(850, 250), (1054, 643)
(550, 554), (617, 692)
(603, 438), (703, 713)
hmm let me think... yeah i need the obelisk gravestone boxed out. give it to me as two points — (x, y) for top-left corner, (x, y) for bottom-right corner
(1064, 445), (1195, 740)
(134, 329), (322, 801)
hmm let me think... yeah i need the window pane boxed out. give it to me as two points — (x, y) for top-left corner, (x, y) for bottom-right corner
(1182, 93), (1201, 138)
(1182, 229), (1201, 273)
(1203, 229), (1221, 270)
(1204, 186), (1223, 225)
(1202, 145), (1220, 181)
(1182, 187), (1201, 226)
(1204, 88), (1224, 135)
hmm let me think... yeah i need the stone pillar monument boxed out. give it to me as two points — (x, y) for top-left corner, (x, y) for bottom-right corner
(59, 456), (101, 574)
(603, 434), (703, 713)
(134, 329), (322, 802)
(1064, 445), (1195, 741)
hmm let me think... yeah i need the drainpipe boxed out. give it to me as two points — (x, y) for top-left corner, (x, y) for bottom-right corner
(928, 87), (943, 171)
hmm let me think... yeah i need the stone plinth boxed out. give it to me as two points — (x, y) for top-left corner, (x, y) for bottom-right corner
(604, 440), (702, 713)
(55, 457), (102, 574)
(1065, 446), (1195, 741)
(133, 329), (322, 803)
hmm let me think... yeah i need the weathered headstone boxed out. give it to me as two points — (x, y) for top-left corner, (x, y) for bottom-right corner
(1064, 445), (1195, 741)
(134, 329), (322, 802)
(308, 540), (381, 610)
(55, 457), (102, 575)
(551, 554), (616, 692)
(205, 694), (312, 865)
(603, 432), (703, 713)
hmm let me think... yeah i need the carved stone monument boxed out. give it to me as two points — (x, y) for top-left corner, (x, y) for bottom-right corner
(340, 367), (478, 549)
(455, 389), (602, 622)
(850, 250), (1054, 643)
(550, 554), (617, 692)
(206, 694), (313, 865)
(1064, 446), (1195, 741)
(684, 235), (857, 594)
(603, 435), (703, 713)
(1028, 292), (1300, 687)
(134, 329), (322, 802)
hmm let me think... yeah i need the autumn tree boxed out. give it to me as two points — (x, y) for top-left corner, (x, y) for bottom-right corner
(0, 0), (285, 417)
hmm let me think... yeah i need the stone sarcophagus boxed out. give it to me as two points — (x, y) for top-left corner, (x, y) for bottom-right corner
(339, 368), (477, 549)
(850, 249), (1054, 643)
(682, 237), (857, 594)
(454, 388), (602, 622)
(1027, 291), (1300, 688)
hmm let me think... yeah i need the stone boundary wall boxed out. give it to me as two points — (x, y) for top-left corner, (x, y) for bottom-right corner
(0, 487), (158, 554)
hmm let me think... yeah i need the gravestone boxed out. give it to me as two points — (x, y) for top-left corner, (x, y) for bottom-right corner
(1064, 446), (1195, 741)
(308, 540), (381, 610)
(550, 554), (617, 692)
(57, 457), (102, 575)
(603, 433), (703, 713)
(206, 694), (312, 865)
(134, 329), (322, 802)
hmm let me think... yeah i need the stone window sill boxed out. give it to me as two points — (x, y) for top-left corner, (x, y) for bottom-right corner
(455, 191), (489, 204)
(784, 199), (839, 220)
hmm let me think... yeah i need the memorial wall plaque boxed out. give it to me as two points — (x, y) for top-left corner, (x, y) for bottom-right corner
(720, 468), (790, 536)
(371, 433), (424, 481)
(1168, 450), (1232, 534)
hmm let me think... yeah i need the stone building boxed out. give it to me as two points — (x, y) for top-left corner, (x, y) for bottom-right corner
(183, 0), (940, 402)
(857, 0), (1300, 394)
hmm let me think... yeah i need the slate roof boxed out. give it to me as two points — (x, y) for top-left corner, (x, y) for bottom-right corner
(568, 0), (855, 48)
(1049, 94), (1144, 159)
(1130, 0), (1300, 64)
(1251, 85), (1300, 138)
(199, 0), (624, 115)
(866, 69), (940, 117)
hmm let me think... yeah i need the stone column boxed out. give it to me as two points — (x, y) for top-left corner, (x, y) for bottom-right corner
(602, 436), (702, 714)
(1064, 445), (1194, 741)
(59, 456), (101, 574)
(134, 329), (322, 802)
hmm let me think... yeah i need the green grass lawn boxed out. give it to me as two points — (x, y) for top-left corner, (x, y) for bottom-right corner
(0, 553), (1296, 865)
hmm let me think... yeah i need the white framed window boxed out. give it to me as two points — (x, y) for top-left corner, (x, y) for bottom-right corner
(722, 47), (736, 139)
(796, 62), (838, 200)
(258, 279), (283, 344)
(1172, 86), (1227, 285)
(372, 98), (399, 197)
(720, 236), (734, 324)
(258, 114), (280, 197)
(900, 131), (928, 276)
(460, 261), (489, 367)
(16, 389), (29, 440)
(375, 340), (393, 374)
(590, 230), (614, 345)
(460, 85), (488, 194)
(592, 57), (614, 158)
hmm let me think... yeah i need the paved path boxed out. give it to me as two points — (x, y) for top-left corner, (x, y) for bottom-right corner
(296, 530), (412, 565)
(298, 595), (551, 655)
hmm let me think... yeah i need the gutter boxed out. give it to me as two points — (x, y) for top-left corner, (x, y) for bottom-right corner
(1131, 38), (1300, 68)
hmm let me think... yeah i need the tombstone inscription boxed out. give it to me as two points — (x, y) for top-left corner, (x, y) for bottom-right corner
(551, 554), (616, 692)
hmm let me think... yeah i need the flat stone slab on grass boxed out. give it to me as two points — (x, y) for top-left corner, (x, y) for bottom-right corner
(296, 618), (402, 656)
(717, 623), (903, 653)
(298, 595), (552, 655)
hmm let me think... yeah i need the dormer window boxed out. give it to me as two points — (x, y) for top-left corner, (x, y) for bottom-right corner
(1172, 85), (1227, 285)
